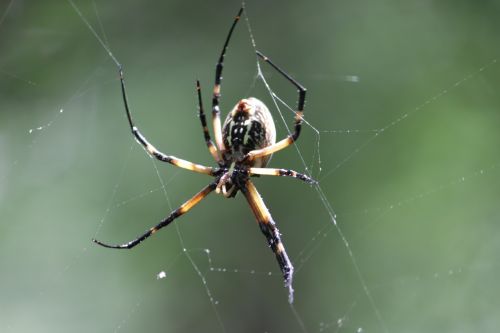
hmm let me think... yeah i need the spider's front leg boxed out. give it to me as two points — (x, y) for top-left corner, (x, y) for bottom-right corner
(94, 182), (217, 249)
(241, 179), (295, 303)
(248, 167), (317, 185)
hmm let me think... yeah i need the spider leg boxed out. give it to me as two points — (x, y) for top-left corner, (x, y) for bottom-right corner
(241, 179), (295, 303)
(196, 80), (221, 163)
(118, 66), (214, 176)
(93, 182), (217, 249)
(212, 7), (244, 153)
(248, 167), (317, 185)
(244, 51), (307, 162)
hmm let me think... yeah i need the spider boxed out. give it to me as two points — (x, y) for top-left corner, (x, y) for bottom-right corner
(93, 7), (314, 303)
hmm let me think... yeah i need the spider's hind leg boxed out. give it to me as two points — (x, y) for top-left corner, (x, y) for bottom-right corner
(211, 7), (244, 153)
(244, 51), (307, 163)
(117, 67), (214, 176)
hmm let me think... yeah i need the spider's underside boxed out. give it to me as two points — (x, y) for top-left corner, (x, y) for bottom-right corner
(93, 7), (314, 303)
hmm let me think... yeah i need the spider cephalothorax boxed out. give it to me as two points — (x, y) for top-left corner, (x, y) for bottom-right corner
(93, 7), (314, 304)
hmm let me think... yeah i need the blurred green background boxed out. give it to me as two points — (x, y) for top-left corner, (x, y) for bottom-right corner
(1, 0), (500, 332)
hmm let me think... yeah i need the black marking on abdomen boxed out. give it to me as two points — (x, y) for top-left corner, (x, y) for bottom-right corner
(224, 117), (266, 155)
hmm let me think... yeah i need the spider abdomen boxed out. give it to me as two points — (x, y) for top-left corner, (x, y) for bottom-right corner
(222, 98), (276, 167)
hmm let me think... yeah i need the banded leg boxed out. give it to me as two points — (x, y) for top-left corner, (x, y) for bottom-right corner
(93, 182), (217, 249)
(118, 66), (214, 176)
(196, 80), (221, 163)
(242, 179), (295, 303)
(249, 167), (317, 185)
(212, 7), (244, 152)
(244, 51), (307, 162)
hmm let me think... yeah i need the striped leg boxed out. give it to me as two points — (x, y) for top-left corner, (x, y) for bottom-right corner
(118, 66), (214, 176)
(212, 7), (244, 152)
(248, 167), (317, 185)
(242, 179), (295, 303)
(93, 182), (217, 249)
(196, 80), (221, 163)
(244, 51), (307, 162)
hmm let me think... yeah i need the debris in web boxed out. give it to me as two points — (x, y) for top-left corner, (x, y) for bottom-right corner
(28, 109), (64, 134)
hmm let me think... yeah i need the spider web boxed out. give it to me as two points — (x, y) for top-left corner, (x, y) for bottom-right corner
(1, 1), (500, 332)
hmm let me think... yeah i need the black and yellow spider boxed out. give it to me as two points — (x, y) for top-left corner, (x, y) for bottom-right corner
(93, 7), (314, 303)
